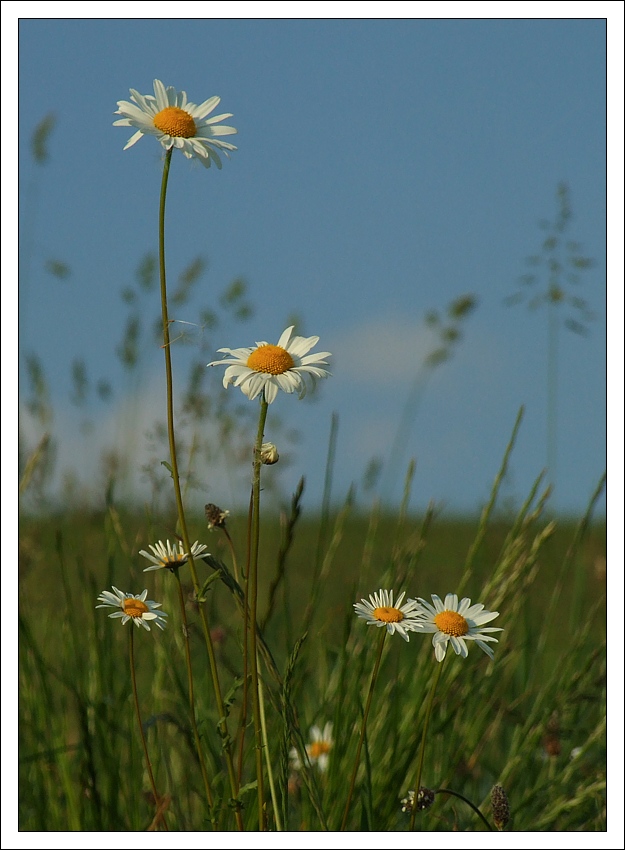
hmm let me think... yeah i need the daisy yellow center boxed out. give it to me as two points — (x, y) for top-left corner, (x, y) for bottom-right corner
(434, 610), (469, 636)
(123, 598), (149, 618)
(309, 741), (331, 758)
(373, 605), (404, 623)
(247, 344), (295, 375)
(153, 106), (197, 138)
(165, 554), (186, 565)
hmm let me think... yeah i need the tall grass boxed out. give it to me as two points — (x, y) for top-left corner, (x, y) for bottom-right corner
(19, 459), (606, 831)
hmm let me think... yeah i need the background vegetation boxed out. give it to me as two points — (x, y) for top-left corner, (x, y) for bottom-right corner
(18, 112), (606, 834)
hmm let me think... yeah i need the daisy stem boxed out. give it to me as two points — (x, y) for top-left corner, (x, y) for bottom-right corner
(340, 628), (387, 831)
(435, 788), (493, 831)
(408, 653), (446, 831)
(128, 627), (168, 831)
(173, 570), (216, 825)
(236, 491), (253, 788)
(221, 524), (241, 587)
(157, 148), (243, 831)
(249, 395), (270, 828)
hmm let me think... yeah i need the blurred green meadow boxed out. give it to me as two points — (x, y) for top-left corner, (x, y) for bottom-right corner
(19, 476), (606, 831)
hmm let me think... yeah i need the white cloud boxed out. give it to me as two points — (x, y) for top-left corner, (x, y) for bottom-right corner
(326, 315), (438, 385)
(18, 372), (256, 511)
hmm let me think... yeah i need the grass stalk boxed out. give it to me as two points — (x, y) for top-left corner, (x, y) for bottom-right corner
(249, 395), (270, 827)
(128, 627), (168, 831)
(340, 629), (386, 831)
(408, 653), (446, 831)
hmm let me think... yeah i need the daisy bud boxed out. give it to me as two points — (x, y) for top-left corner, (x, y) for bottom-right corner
(205, 503), (230, 529)
(260, 442), (279, 465)
(401, 787), (436, 813)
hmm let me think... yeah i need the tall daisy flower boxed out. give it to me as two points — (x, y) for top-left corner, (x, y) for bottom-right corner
(96, 586), (168, 631)
(414, 593), (502, 661)
(114, 79), (237, 168)
(290, 722), (333, 772)
(208, 326), (331, 404)
(354, 588), (423, 642)
(139, 539), (209, 572)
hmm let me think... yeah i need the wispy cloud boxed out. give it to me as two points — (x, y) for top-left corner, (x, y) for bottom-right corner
(326, 315), (438, 385)
(19, 373), (253, 511)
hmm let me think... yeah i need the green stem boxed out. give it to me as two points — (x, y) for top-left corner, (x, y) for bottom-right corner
(435, 788), (493, 831)
(157, 149), (243, 831)
(222, 524), (241, 586)
(173, 571), (215, 825)
(249, 396), (269, 828)
(340, 628), (386, 831)
(547, 297), (558, 487)
(409, 652), (446, 831)
(259, 668), (282, 831)
(129, 627), (168, 831)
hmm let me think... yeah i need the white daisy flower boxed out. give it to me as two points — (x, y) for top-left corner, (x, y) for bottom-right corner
(139, 539), (209, 572)
(290, 722), (333, 772)
(413, 593), (502, 662)
(208, 326), (331, 404)
(353, 588), (423, 642)
(114, 79), (237, 168)
(96, 586), (168, 631)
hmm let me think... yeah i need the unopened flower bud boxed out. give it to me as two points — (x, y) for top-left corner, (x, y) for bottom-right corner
(490, 784), (510, 830)
(401, 787), (435, 813)
(260, 442), (279, 465)
(205, 503), (230, 530)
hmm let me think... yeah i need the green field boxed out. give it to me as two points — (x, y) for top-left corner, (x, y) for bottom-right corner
(19, 478), (606, 832)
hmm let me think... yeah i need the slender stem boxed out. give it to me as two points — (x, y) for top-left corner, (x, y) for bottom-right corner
(249, 397), (269, 828)
(237, 490), (253, 788)
(157, 149), (243, 831)
(435, 788), (493, 831)
(129, 627), (168, 831)
(173, 570), (216, 825)
(221, 525), (241, 586)
(219, 520), (249, 791)
(259, 668), (282, 831)
(340, 629), (387, 831)
(382, 369), (429, 500)
(409, 652), (446, 831)
(547, 296), (558, 488)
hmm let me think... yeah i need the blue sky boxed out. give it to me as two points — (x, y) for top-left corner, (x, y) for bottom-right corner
(15, 13), (612, 516)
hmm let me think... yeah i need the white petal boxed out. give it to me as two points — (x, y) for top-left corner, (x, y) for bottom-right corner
(450, 636), (468, 657)
(416, 598), (437, 617)
(476, 640), (495, 659)
(123, 130), (145, 150)
(444, 593), (459, 611)
(153, 79), (168, 110)
(299, 351), (331, 365)
(193, 95), (221, 117)
(277, 326), (295, 348)
(471, 610), (500, 626)
(264, 381), (279, 404)
(287, 335), (319, 357)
